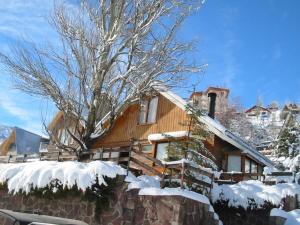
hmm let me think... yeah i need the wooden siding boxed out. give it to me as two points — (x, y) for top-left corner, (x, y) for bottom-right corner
(92, 93), (190, 148)
(91, 92), (266, 180)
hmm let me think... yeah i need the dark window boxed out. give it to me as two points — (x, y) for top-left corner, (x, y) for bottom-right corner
(245, 158), (258, 174)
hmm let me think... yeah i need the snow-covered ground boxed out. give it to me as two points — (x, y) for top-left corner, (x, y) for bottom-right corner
(211, 180), (300, 209)
(271, 208), (300, 225)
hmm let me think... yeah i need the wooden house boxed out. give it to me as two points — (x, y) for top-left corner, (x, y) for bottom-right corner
(91, 88), (274, 181)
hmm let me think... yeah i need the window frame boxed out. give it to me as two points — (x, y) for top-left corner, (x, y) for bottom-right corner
(227, 155), (242, 172)
(245, 157), (258, 174)
(138, 96), (159, 125)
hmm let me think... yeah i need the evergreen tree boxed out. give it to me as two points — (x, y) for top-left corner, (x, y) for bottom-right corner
(166, 105), (217, 170)
(277, 125), (300, 158)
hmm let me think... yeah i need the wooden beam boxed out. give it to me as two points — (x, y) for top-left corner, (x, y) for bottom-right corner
(185, 164), (214, 179)
(130, 157), (162, 176)
(131, 148), (165, 167)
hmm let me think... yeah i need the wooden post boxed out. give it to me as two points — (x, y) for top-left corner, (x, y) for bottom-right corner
(161, 165), (166, 188)
(181, 162), (185, 189)
(100, 147), (103, 160)
(58, 151), (61, 161)
(8, 154), (12, 163)
(127, 142), (134, 176)
(208, 173), (214, 198)
(23, 154), (27, 163)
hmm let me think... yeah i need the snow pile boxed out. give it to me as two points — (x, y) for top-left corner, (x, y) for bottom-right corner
(126, 174), (161, 190)
(263, 166), (278, 175)
(263, 166), (295, 183)
(0, 161), (127, 194)
(161, 158), (220, 179)
(211, 180), (300, 209)
(126, 174), (211, 205)
(271, 208), (300, 225)
(148, 131), (189, 142)
(139, 187), (210, 204)
(282, 155), (300, 172)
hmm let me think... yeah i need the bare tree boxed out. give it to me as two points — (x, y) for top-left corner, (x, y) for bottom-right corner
(0, 0), (203, 154)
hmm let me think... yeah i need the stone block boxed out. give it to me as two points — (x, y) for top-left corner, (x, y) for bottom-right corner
(269, 216), (287, 225)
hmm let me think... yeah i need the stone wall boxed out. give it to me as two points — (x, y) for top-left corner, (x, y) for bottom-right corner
(0, 177), (221, 225)
(213, 196), (298, 225)
(213, 202), (273, 225)
(101, 188), (220, 225)
(0, 190), (97, 224)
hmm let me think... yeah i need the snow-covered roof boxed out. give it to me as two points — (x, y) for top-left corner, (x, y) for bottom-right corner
(158, 88), (274, 167)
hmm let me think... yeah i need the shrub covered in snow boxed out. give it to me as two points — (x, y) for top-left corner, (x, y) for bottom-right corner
(0, 161), (127, 194)
(211, 180), (300, 209)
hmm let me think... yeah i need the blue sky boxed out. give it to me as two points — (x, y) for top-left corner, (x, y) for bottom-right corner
(0, 0), (299, 134)
(180, 0), (300, 106)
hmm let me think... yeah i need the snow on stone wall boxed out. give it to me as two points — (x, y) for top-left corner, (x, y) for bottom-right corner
(211, 180), (300, 209)
(0, 161), (127, 194)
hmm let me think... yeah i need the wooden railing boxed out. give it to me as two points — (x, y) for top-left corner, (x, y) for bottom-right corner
(263, 171), (295, 185)
(129, 147), (215, 194)
(161, 162), (215, 195)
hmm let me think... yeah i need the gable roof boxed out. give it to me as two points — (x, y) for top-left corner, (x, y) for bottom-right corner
(245, 105), (271, 114)
(94, 86), (274, 167)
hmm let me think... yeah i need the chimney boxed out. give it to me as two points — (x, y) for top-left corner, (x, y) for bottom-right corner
(208, 92), (217, 119)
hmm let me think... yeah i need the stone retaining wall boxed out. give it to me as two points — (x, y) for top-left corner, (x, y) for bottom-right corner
(213, 196), (298, 225)
(0, 177), (221, 225)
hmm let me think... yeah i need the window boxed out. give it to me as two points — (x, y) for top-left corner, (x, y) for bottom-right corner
(251, 162), (258, 173)
(155, 142), (183, 161)
(245, 158), (251, 173)
(245, 158), (258, 174)
(139, 96), (158, 124)
(148, 97), (158, 123)
(60, 129), (70, 145)
(227, 155), (241, 172)
(156, 143), (169, 161)
(142, 145), (152, 154)
(139, 99), (148, 124)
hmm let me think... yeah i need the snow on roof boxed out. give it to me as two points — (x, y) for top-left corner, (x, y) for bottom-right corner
(0, 161), (127, 194)
(270, 208), (300, 225)
(211, 180), (300, 209)
(158, 88), (274, 167)
(148, 131), (189, 142)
